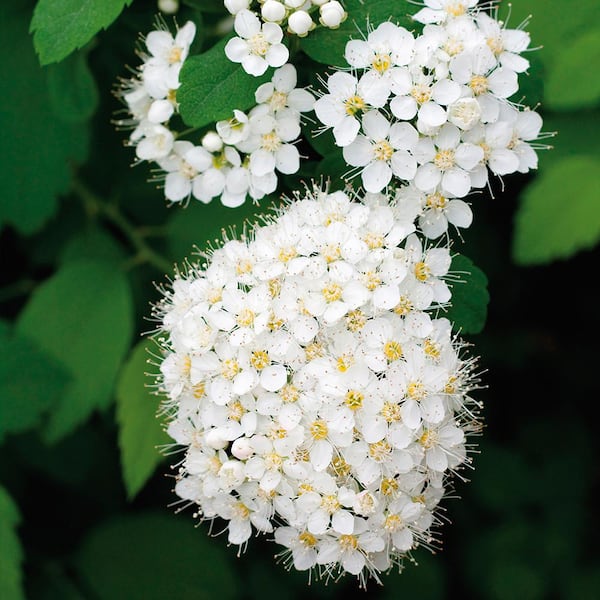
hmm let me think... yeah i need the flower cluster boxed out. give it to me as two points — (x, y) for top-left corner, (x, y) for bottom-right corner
(224, 1), (347, 60)
(314, 4), (546, 236)
(154, 184), (481, 585)
(116, 22), (314, 207)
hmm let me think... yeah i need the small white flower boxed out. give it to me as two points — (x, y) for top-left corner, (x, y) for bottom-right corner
(320, 1), (347, 29)
(225, 10), (289, 76)
(413, 0), (479, 25)
(288, 11), (314, 37)
(343, 110), (418, 193)
(261, 0), (287, 23)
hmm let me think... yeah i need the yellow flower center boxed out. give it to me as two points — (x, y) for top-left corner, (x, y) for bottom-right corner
(250, 350), (270, 370)
(369, 440), (392, 462)
(346, 309), (366, 332)
(419, 428), (439, 449)
(322, 282), (343, 302)
(414, 261), (431, 281)
(383, 340), (403, 362)
(299, 531), (318, 547)
(321, 494), (340, 514)
(228, 400), (245, 421)
(372, 53), (392, 74)
(381, 401), (402, 423)
(280, 384), (299, 403)
(261, 131), (281, 152)
(364, 231), (384, 249)
(469, 74), (489, 96)
(426, 192), (447, 210)
(270, 90), (288, 111)
(434, 149), (456, 171)
(345, 390), (364, 411)
(236, 308), (255, 327)
(337, 353), (355, 372)
(248, 33), (269, 56)
(407, 380), (425, 400)
(380, 477), (399, 496)
(339, 534), (359, 551)
(331, 456), (351, 477)
(411, 84), (432, 105)
(310, 419), (329, 440)
(221, 359), (240, 380)
(344, 94), (366, 116)
(384, 513), (403, 532)
(373, 140), (394, 161)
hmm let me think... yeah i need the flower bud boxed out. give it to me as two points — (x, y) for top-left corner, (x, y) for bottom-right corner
(311, 0), (328, 6)
(447, 98), (482, 131)
(202, 131), (224, 153)
(262, 0), (287, 22)
(320, 1), (346, 28)
(224, 0), (251, 15)
(288, 10), (314, 36)
(231, 437), (254, 460)
(284, 0), (306, 8)
(158, 0), (179, 14)
(206, 429), (228, 449)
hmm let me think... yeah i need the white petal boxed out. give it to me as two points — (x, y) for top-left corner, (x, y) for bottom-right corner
(260, 364), (288, 391)
(362, 160), (392, 193)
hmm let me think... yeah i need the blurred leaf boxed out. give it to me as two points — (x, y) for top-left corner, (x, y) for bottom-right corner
(182, 0), (225, 12)
(46, 49), (100, 122)
(178, 37), (272, 128)
(513, 156), (600, 264)
(0, 486), (24, 600)
(26, 562), (84, 600)
(303, 124), (338, 159)
(116, 340), (170, 499)
(166, 199), (277, 263)
(488, 561), (546, 600)
(501, 0), (600, 70)
(300, 0), (413, 66)
(563, 567), (600, 600)
(76, 513), (239, 600)
(446, 254), (489, 334)
(16, 260), (134, 443)
(0, 328), (70, 442)
(59, 225), (125, 265)
(0, 5), (89, 235)
(31, 0), (133, 65)
(545, 28), (600, 111)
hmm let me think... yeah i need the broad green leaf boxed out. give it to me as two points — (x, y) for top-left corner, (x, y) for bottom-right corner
(300, 0), (414, 66)
(0, 328), (71, 442)
(59, 225), (125, 265)
(545, 28), (600, 111)
(116, 340), (170, 499)
(167, 198), (277, 263)
(0, 487), (24, 600)
(178, 37), (272, 128)
(500, 0), (600, 71)
(446, 254), (490, 334)
(0, 5), (89, 234)
(46, 50), (99, 122)
(16, 260), (134, 442)
(77, 513), (239, 600)
(513, 156), (600, 264)
(30, 0), (133, 65)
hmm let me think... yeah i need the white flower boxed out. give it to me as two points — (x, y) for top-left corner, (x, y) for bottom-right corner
(287, 11), (314, 37)
(155, 184), (480, 584)
(225, 10), (289, 76)
(224, 0), (251, 15)
(142, 21), (196, 98)
(157, 141), (212, 203)
(320, 1), (346, 29)
(343, 110), (418, 193)
(413, 0), (479, 25)
(134, 123), (174, 160)
(255, 64), (315, 116)
(413, 123), (484, 197)
(262, 0), (287, 23)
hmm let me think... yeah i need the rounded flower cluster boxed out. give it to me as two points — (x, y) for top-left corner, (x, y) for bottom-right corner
(153, 184), (481, 584)
(314, 2), (547, 225)
(116, 22), (314, 207)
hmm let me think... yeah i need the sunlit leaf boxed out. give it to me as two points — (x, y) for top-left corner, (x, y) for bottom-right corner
(16, 260), (134, 442)
(31, 0), (133, 65)
(513, 156), (600, 264)
(116, 340), (170, 499)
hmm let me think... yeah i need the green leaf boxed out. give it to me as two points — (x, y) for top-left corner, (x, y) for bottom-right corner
(16, 260), (134, 443)
(315, 153), (354, 192)
(46, 50), (99, 122)
(0, 5), (89, 234)
(513, 156), (600, 264)
(0, 328), (71, 442)
(499, 0), (600, 72)
(300, 0), (414, 66)
(30, 0), (133, 65)
(76, 513), (239, 600)
(116, 340), (170, 499)
(545, 28), (600, 111)
(446, 254), (490, 334)
(178, 37), (272, 128)
(182, 0), (224, 12)
(59, 225), (125, 265)
(0, 487), (24, 600)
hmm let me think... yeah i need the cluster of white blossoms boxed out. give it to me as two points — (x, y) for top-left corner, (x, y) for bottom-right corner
(314, 3), (546, 238)
(117, 22), (314, 207)
(224, 0), (347, 65)
(154, 184), (482, 585)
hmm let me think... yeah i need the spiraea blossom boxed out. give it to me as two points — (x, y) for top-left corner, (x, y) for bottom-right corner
(314, 3), (547, 238)
(153, 184), (482, 586)
(115, 20), (315, 207)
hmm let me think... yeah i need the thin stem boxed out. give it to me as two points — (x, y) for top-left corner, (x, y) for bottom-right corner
(72, 178), (174, 274)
